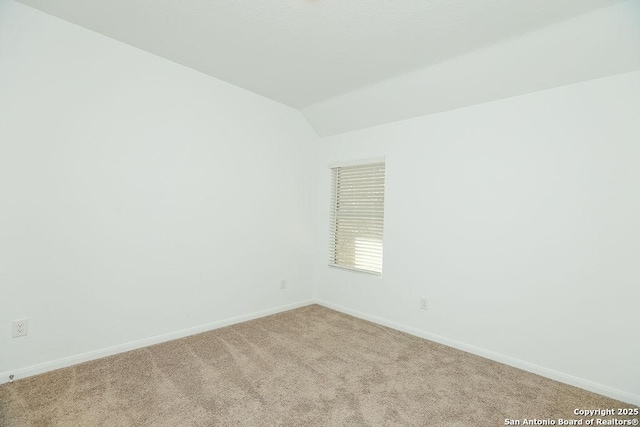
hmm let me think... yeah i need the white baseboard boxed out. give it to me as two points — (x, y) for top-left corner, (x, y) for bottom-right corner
(0, 299), (315, 385)
(315, 299), (640, 406)
(4, 298), (638, 406)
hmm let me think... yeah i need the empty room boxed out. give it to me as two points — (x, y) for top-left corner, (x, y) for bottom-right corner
(1, 0), (639, 425)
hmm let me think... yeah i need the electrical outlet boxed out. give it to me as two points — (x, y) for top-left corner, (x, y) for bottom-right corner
(420, 297), (428, 311)
(280, 279), (287, 290)
(12, 319), (28, 338)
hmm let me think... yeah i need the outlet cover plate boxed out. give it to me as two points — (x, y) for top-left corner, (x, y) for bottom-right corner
(12, 319), (28, 338)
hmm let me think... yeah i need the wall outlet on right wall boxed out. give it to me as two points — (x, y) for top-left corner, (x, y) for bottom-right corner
(12, 319), (29, 338)
(420, 297), (428, 311)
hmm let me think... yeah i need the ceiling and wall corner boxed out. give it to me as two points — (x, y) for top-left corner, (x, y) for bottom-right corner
(15, 0), (629, 111)
(302, 0), (640, 136)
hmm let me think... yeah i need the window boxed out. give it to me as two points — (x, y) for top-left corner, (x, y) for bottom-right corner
(329, 161), (385, 275)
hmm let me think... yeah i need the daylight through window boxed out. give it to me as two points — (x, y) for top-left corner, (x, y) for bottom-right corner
(329, 161), (385, 275)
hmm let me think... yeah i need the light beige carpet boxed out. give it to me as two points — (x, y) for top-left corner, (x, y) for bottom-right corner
(0, 305), (634, 426)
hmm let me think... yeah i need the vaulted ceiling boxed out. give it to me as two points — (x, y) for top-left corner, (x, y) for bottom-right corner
(17, 0), (624, 109)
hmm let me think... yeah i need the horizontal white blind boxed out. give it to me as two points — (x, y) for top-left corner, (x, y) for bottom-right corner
(329, 162), (385, 274)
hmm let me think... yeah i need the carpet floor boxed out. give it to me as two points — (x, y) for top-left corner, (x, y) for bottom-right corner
(0, 305), (632, 426)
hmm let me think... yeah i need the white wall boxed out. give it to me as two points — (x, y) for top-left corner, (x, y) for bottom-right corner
(303, 0), (640, 136)
(311, 71), (640, 403)
(0, 1), (317, 378)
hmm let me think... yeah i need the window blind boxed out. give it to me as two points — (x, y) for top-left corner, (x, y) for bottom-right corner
(329, 162), (385, 275)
